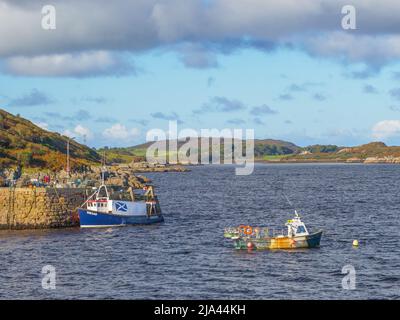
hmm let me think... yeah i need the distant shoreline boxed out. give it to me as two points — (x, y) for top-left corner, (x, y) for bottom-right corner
(255, 159), (359, 164)
(254, 159), (398, 164)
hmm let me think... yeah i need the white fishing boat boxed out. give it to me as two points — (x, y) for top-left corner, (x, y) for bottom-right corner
(78, 183), (164, 228)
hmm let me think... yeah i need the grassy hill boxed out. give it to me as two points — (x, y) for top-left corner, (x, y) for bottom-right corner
(3, 108), (399, 169)
(253, 139), (300, 159)
(267, 142), (400, 162)
(99, 139), (400, 164)
(99, 138), (303, 164)
(98, 146), (146, 164)
(0, 109), (101, 171)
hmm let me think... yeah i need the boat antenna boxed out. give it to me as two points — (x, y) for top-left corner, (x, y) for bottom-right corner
(283, 192), (293, 208)
(101, 151), (106, 185)
(282, 191), (300, 217)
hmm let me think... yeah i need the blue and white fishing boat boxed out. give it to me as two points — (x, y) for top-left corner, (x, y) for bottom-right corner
(78, 183), (164, 228)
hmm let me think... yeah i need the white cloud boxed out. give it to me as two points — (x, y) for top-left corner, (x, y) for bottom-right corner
(63, 129), (74, 138)
(103, 123), (140, 140)
(74, 124), (92, 138)
(34, 121), (49, 131)
(64, 124), (93, 139)
(304, 32), (400, 67)
(1, 0), (400, 75)
(0, 0), (159, 57)
(372, 120), (400, 140)
(4, 51), (135, 77)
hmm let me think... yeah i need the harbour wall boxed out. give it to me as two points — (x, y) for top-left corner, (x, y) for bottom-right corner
(0, 187), (88, 230)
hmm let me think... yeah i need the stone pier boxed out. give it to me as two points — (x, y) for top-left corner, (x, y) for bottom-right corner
(0, 187), (88, 230)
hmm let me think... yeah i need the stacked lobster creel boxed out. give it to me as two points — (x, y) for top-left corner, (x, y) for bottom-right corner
(224, 225), (269, 250)
(224, 225), (265, 239)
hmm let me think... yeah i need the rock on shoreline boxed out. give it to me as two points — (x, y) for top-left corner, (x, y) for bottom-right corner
(256, 157), (400, 164)
(118, 161), (189, 173)
(363, 156), (400, 164)
(0, 162), (188, 189)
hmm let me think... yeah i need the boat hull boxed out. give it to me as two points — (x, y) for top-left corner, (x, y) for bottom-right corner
(234, 230), (323, 250)
(78, 208), (164, 228)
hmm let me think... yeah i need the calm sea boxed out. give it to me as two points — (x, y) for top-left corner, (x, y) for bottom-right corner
(0, 164), (399, 299)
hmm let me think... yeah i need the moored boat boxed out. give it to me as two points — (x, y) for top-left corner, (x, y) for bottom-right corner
(78, 184), (164, 228)
(225, 211), (322, 250)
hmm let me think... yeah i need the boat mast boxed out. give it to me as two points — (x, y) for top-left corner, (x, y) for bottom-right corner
(96, 151), (109, 200)
(101, 151), (106, 185)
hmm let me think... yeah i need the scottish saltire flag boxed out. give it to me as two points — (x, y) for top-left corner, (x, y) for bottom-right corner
(115, 202), (128, 212)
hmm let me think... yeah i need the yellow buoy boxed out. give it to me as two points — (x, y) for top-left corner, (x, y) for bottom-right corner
(352, 240), (359, 246)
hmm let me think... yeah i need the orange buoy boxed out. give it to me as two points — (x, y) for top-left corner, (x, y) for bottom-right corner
(244, 226), (253, 235)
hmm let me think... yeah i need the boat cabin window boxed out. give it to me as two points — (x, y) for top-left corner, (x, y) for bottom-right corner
(296, 226), (306, 233)
(88, 201), (109, 208)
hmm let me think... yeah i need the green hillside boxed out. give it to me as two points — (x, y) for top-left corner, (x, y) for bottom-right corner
(99, 139), (400, 164)
(2, 108), (398, 169)
(279, 142), (400, 162)
(0, 109), (101, 171)
(99, 138), (303, 164)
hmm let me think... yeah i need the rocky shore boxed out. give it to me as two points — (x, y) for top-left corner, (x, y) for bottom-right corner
(363, 156), (400, 164)
(257, 157), (400, 164)
(0, 161), (188, 189)
(118, 161), (189, 173)
(268, 158), (363, 163)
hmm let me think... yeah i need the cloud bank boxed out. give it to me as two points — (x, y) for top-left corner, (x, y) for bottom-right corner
(1, 0), (400, 77)
(9, 89), (53, 107)
(372, 120), (400, 140)
(3, 51), (135, 77)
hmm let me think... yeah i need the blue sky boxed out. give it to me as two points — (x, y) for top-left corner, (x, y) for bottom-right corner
(1, 0), (400, 148)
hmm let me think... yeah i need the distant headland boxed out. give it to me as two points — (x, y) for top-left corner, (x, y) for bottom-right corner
(1, 108), (399, 176)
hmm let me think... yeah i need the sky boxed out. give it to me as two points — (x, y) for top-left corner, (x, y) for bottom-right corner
(1, 0), (400, 148)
